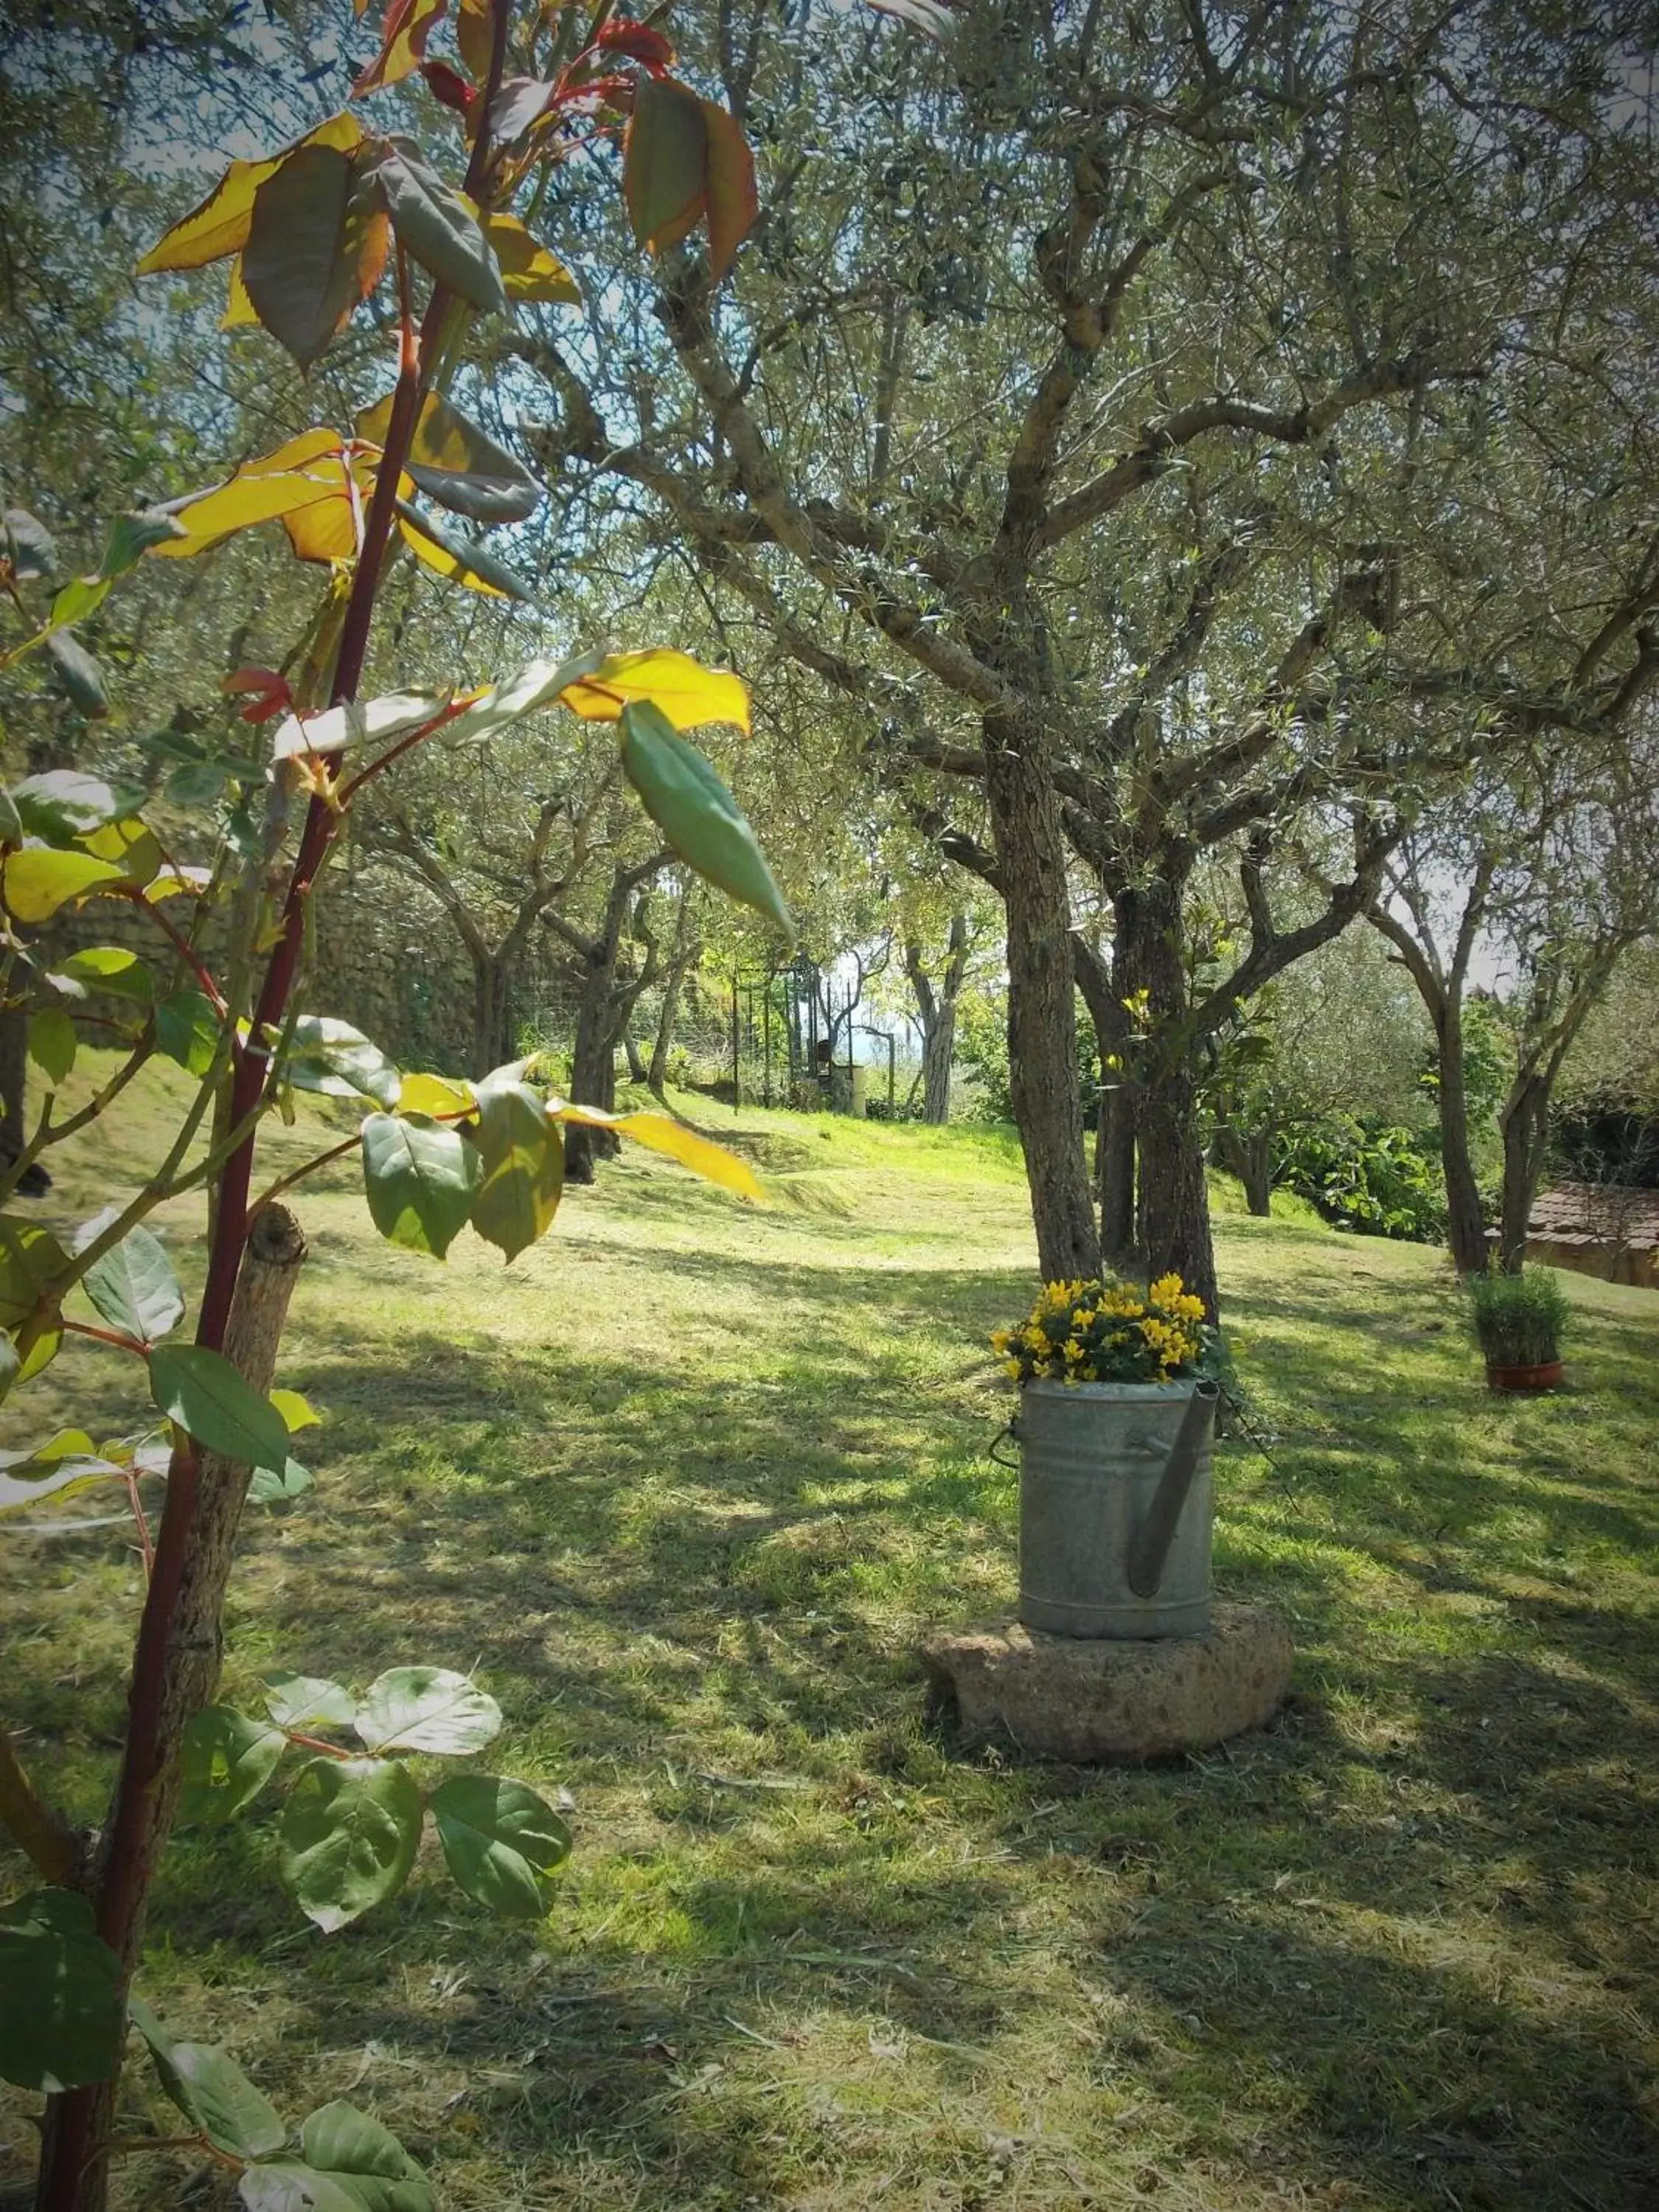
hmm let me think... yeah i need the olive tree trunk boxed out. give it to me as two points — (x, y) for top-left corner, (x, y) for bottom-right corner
(1116, 880), (1220, 1316)
(982, 714), (1099, 1283)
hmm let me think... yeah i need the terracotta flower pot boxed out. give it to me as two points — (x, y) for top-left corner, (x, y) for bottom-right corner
(1485, 1359), (1564, 1393)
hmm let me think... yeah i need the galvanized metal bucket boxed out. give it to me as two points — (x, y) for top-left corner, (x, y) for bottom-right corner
(1013, 1378), (1219, 1639)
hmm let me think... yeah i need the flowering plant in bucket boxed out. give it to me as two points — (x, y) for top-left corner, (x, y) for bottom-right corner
(992, 1273), (1220, 1386)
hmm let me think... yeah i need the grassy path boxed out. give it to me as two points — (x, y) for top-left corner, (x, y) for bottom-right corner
(4, 1076), (1656, 2209)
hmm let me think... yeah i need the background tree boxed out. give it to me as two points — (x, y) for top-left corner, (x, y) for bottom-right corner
(522, 0), (1658, 1315)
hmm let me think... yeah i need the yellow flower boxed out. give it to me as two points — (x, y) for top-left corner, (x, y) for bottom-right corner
(990, 1329), (1011, 1354)
(1002, 1358), (1022, 1380)
(1063, 1337), (1085, 1364)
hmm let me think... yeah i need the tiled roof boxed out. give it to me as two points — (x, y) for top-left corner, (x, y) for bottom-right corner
(1528, 1182), (1659, 1251)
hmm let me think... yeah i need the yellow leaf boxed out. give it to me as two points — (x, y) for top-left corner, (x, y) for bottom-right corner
(152, 430), (351, 560)
(137, 112), (364, 273)
(222, 258), (260, 329)
(269, 1388), (321, 1433)
(483, 212), (581, 305)
(399, 1073), (476, 1118)
(397, 509), (510, 597)
(80, 818), (162, 887)
(145, 865), (214, 902)
(352, 0), (449, 95)
(549, 1103), (762, 1200)
(2, 848), (128, 924)
(558, 649), (751, 734)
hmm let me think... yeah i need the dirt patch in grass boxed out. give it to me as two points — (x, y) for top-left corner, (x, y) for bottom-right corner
(3, 1069), (1655, 2208)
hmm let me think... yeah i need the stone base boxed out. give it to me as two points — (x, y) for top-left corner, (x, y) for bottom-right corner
(919, 1602), (1293, 1764)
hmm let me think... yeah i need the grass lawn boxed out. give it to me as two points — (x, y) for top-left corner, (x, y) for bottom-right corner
(3, 1062), (1656, 2211)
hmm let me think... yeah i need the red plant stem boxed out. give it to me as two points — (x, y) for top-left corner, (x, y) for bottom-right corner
(60, 1320), (147, 1357)
(282, 1730), (352, 1760)
(124, 890), (228, 1020)
(40, 21), (519, 2207)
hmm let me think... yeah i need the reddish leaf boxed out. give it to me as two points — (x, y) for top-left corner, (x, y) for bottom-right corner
(489, 75), (555, 145)
(243, 145), (390, 371)
(700, 100), (758, 280)
(352, 0), (449, 95)
(595, 20), (676, 72)
(623, 74), (708, 256)
(221, 666), (287, 698)
(422, 58), (475, 113)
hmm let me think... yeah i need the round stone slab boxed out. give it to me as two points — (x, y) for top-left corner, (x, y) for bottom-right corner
(920, 1603), (1293, 1764)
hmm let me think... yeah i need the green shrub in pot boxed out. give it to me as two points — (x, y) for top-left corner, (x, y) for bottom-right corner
(1466, 1267), (1571, 1371)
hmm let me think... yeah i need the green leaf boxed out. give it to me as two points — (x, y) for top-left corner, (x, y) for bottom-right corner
(624, 74), (709, 254)
(283, 1015), (402, 1108)
(430, 1775), (571, 1918)
(292, 2098), (434, 2212)
(0, 1889), (124, 2093)
(369, 147), (507, 315)
(244, 143), (389, 371)
(74, 1208), (184, 1345)
(48, 945), (153, 1006)
(13, 1324), (62, 1385)
(0, 1332), (18, 1402)
(10, 770), (129, 841)
(619, 700), (791, 935)
(359, 1113), (481, 1259)
(44, 628), (110, 717)
(0, 1430), (123, 1514)
(357, 389), (540, 526)
(148, 1343), (293, 1473)
(99, 507), (187, 577)
(178, 1705), (287, 1826)
(0, 787), (21, 843)
(0, 1217), (69, 1329)
(129, 1997), (288, 2159)
(279, 1757), (423, 1932)
(46, 574), (111, 638)
(262, 1672), (355, 1731)
(437, 647), (602, 748)
(28, 1006), (77, 1088)
(247, 1457), (314, 1504)
(354, 1666), (501, 1756)
(470, 1079), (562, 1261)
(396, 500), (536, 602)
(4, 506), (57, 582)
(155, 987), (225, 1077)
(1, 844), (125, 922)
(239, 2166), (361, 2212)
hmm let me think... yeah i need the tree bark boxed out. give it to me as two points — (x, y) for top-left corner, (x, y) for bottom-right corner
(1071, 932), (1138, 1268)
(469, 952), (516, 1079)
(1498, 1069), (1551, 1273)
(1215, 1125), (1274, 1216)
(1116, 880), (1220, 1316)
(1434, 1000), (1491, 1276)
(982, 718), (1099, 1282)
(905, 915), (970, 1125)
(648, 896), (698, 1096)
(35, 1206), (307, 2212)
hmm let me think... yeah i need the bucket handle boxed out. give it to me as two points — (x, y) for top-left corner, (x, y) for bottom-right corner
(1125, 1378), (1220, 1599)
(987, 1418), (1020, 1471)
